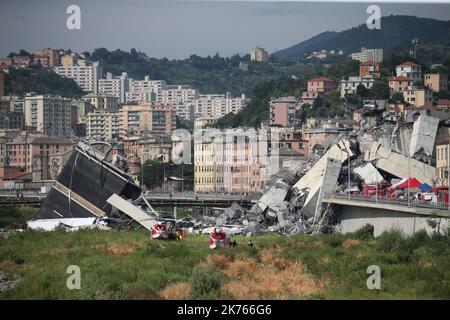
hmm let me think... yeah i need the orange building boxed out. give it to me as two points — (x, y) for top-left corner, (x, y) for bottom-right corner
(359, 61), (381, 79)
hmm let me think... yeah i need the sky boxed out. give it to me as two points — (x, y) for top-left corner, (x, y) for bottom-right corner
(1, 0), (450, 59)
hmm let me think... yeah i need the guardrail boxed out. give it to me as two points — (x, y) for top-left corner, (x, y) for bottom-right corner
(325, 193), (449, 211)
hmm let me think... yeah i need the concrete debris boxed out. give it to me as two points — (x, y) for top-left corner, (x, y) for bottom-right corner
(409, 114), (439, 158)
(353, 163), (384, 185)
(216, 202), (245, 226)
(365, 142), (435, 184)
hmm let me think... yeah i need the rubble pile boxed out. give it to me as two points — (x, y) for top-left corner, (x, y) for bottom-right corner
(206, 112), (448, 237)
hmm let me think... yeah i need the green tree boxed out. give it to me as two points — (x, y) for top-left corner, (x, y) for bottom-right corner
(390, 91), (405, 103)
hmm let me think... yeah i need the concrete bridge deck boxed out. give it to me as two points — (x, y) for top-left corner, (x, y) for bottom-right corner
(323, 194), (450, 217)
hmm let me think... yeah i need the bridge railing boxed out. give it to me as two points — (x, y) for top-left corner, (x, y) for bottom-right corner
(325, 193), (449, 211)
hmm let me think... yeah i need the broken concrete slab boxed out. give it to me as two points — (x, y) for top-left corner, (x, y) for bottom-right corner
(293, 138), (353, 192)
(353, 163), (384, 185)
(409, 114), (439, 157)
(27, 218), (97, 231)
(364, 142), (436, 184)
(107, 194), (157, 231)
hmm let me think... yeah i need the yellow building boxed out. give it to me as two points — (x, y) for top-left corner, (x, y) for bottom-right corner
(61, 54), (77, 66)
(194, 135), (224, 192)
(82, 94), (119, 112)
(389, 76), (414, 95)
(425, 73), (448, 93)
(404, 88), (433, 107)
(119, 104), (176, 138)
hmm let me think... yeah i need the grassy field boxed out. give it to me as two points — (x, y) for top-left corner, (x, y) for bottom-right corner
(1, 223), (450, 300)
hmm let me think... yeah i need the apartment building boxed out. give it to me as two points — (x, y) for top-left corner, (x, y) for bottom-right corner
(86, 111), (120, 142)
(82, 93), (119, 112)
(54, 61), (102, 93)
(396, 61), (422, 82)
(194, 134), (224, 193)
(126, 76), (167, 103)
(97, 72), (130, 103)
(193, 93), (248, 119)
(176, 104), (195, 121)
(302, 77), (335, 104)
(33, 48), (58, 67)
(5, 135), (73, 172)
(194, 129), (270, 193)
(122, 135), (172, 165)
(351, 48), (383, 63)
(424, 73), (448, 93)
(340, 76), (375, 97)
(119, 104), (176, 138)
(24, 94), (73, 137)
(389, 76), (415, 95)
(359, 61), (381, 79)
(269, 96), (299, 127)
(156, 85), (199, 105)
(403, 88), (433, 107)
(436, 139), (449, 187)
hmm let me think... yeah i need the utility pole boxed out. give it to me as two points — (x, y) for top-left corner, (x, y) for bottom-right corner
(408, 155), (411, 207)
(181, 162), (184, 193)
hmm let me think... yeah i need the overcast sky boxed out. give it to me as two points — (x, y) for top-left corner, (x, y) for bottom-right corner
(1, 0), (450, 59)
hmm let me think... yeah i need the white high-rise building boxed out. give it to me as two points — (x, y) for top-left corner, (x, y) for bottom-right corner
(24, 94), (73, 137)
(97, 72), (130, 103)
(156, 85), (199, 105)
(126, 76), (167, 103)
(351, 48), (383, 63)
(53, 61), (102, 93)
(86, 111), (120, 142)
(176, 104), (195, 121)
(193, 93), (249, 119)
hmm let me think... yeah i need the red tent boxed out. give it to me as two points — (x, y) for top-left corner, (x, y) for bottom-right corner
(389, 177), (422, 189)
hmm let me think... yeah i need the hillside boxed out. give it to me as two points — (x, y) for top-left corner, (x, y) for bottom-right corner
(90, 49), (308, 96)
(4, 66), (84, 98)
(274, 15), (450, 61)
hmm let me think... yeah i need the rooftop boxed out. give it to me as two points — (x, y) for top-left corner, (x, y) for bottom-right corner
(397, 61), (421, 68)
(308, 76), (334, 83)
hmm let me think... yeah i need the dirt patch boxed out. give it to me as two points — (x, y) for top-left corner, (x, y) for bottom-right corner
(159, 282), (191, 300)
(418, 260), (435, 268)
(342, 239), (361, 248)
(199, 254), (231, 269)
(320, 256), (331, 265)
(217, 249), (325, 299)
(103, 245), (135, 254)
(313, 240), (324, 248)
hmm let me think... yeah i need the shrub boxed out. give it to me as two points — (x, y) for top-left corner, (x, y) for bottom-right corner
(189, 267), (222, 298)
(354, 224), (374, 240)
(377, 229), (404, 252)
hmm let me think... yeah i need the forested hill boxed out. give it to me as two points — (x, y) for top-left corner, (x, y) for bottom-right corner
(274, 15), (450, 60)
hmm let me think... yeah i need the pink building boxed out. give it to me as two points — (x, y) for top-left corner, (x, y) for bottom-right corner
(302, 77), (335, 105)
(6, 135), (74, 172)
(269, 96), (299, 127)
(307, 77), (335, 92)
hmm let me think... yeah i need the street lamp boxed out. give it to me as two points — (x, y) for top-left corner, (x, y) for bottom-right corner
(342, 142), (352, 200)
(408, 132), (431, 207)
